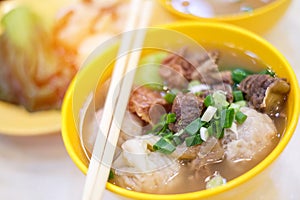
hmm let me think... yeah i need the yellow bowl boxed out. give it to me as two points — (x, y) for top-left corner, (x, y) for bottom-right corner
(62, 22), (299, 200)
(158, 0), (291, 35)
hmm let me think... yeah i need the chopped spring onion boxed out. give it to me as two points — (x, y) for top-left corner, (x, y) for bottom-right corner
(202, 106), (218, 122)
(233, 90), (244, 102)
(153, 137), (176, 154)
(163, 132), (174, 140)
(166, 113), (176, 124)
(228, 102), (241, 112)
(173, 135), (183, 146)
(184, 118), (201, 135)
(108, 170), (114, 180)
(235, 111), (248, 124)
(235, 100), (247, 107)
(215, 120), (224, 139)
(232, 68), (252, 83)
(221, 108), (235, 128)
(149, 113), (176, 135)
(209, 120), (223, 139)
(185, 134), (202, 147)
(164, 92), (176, 104)
(259, 68), (276, 77)
(229, 101), (247, 112)
(200, 127), (209, 141)
(150, 123), (165, 134)
(213, 91), (229, 109)
(204, 94), (214, 107)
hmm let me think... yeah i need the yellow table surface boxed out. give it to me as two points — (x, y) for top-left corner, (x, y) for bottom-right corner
(0, 0), (299, 199)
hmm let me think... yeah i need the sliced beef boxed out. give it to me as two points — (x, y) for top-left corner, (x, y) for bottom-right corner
(220, 70), (233, 85)
(169, 93), (204, 132)
(159, 48), (226, 88)
(239, 74), (274, 109)
(191, 54), (223, 85)
(128, 86), (168, 123)
(239, 74), (290, 113)
(159, 48), (194, 88)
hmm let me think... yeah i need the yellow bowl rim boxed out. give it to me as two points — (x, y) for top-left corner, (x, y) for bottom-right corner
(62, 21), (300, 199)
(158, 0), (289, 21)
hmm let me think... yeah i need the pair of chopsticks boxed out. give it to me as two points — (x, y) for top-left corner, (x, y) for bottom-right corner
(82, 0), (154, 199)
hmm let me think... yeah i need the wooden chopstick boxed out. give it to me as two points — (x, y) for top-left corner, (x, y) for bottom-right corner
(82, 0), (154, 199)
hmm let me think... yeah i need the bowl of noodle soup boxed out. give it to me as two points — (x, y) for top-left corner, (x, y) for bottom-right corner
(62, 22), (299, 199)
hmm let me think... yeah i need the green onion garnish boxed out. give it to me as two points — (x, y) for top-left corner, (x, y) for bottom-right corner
(233, 90), (244, 102)
(163, 132), (174, 140)
(153, 137), (176, 154)
(235, 111), (248, 124)
(166, 113), (176, 124)
(213, 91), (229, 109)
(108, 170), (114, 180)
(173, 135), (183, 146)
(185, 134), (202, 147)
(259, 68), (276, 77)
(184, 118), (201, 135)
(223, 108), (235, 128)
(235, 100), (247, 107)
(204, 94), (214, 107)
(232, 68), (252, 83)
(209, 120), (224, 139)
(164, 92), (176, 104)
(149, 113), (176, 135)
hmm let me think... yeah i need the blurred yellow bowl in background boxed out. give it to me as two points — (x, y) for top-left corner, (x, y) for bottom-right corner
(62, 22), (299, 199)
(158, 0), (291, 35)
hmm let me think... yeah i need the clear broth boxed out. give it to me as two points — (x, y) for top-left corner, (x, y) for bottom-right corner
(170, 0), (276, 18)
(105, 44), (287, 194)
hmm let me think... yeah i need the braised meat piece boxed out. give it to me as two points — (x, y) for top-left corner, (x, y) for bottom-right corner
(239, 74), (274, 107)
(239, 74), (290, 114)
(159, 48), (225, 88)
(128, 86), (168, 123)
(169, 93), (204, 132)
(190, 51), (225, 85)
(219, 71), (233, 85)
(159, 48), (222, 88)
(159, 48), (194, 88)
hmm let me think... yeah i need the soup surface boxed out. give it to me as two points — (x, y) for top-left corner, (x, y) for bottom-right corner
(170, 0), (276, 17)
(82, 44), (289, 194)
